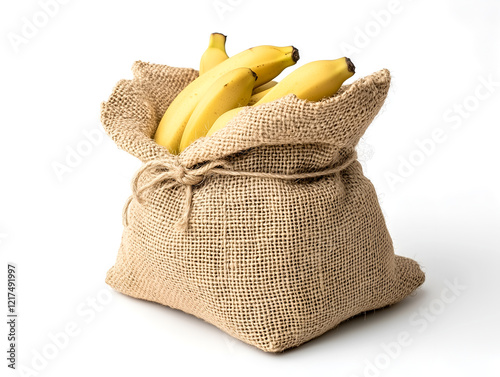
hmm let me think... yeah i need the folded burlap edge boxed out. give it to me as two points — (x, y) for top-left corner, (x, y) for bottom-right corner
(101, 61), (391, 168)
(180, 68), (391, 167)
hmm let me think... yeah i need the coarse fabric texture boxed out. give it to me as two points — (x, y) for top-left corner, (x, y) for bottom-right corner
(102, 61), (425, 353)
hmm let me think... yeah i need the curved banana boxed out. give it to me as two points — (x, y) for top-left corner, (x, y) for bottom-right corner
(179, 68), (257, 152)
(154, 45), (299, 154)
(206, 57), (355, 137)
(247, 87), (273, 105)
(206, 107), (242, 137)
(252, 80), (277, 94)
(254, 57), (354, 105)
(199, 33), (229, 75)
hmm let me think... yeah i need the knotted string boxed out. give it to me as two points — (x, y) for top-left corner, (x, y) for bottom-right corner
(123, 152), (357, 232)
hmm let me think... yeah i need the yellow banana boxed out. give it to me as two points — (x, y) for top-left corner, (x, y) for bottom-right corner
(199, 33), (229, 75)
(154, 45), (299, 154)
(252, 80), (277, 94)
(206, 57), (355, 137)
(206, 108), (242, 137)
(247, 87), (273, 105)
(254, 57), (355, 105)
(179, 68), (257, 152)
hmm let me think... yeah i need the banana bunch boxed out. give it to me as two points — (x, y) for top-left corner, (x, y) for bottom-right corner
(154, 34), (298, 154)
(207, 57), (355, 137)
(153, 33), (355, 154)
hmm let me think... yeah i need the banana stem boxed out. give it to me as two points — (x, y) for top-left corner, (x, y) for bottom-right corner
(345, 57), (355, 73)
(209, 33), (227, 49)
(292, 46), (300, 63)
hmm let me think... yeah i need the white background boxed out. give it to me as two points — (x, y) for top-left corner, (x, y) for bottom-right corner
(1, 0), (499, 376)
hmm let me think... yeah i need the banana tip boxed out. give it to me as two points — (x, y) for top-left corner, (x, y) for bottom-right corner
(212, 32), (227, 39)
(345, 57), (355, 73)
(250, 70), (258, 81)
(292, 46), (300, 63)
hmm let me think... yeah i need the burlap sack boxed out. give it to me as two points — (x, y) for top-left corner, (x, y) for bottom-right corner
(101, 61), (425, 353)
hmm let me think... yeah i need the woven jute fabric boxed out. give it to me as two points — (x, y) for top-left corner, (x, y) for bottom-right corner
(102, 61), (425, 352)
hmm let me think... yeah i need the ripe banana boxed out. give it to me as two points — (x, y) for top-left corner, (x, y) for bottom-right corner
(179, 68), (257, 152)
(252, 80), (277, 94)
(199, 33), (229, 75)
(154, 45), (299, 154)
(206, 107), (242, 137)
(254, 57), (355, 105)
(206, 57), (355, 137)
(247, 87), (273, 105)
